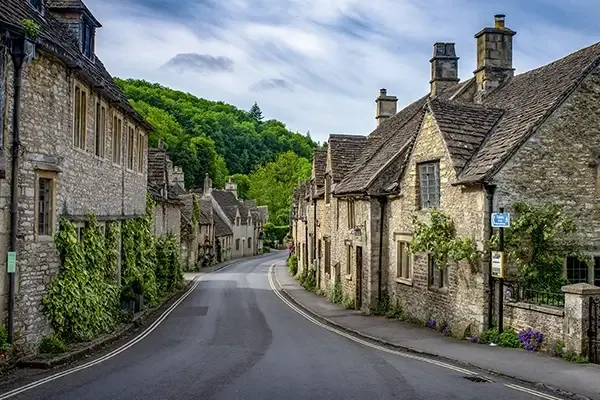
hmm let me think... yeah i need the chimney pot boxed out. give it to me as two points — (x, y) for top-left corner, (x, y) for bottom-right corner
(380, 88), (387, 96)
(494, 14), (506, 28)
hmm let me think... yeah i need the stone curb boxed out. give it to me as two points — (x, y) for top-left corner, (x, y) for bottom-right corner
(271, 263), (591, 400)
(15, 254), (259, 370)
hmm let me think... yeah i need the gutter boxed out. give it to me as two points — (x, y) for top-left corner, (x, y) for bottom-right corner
(485, 184), (496, 329)
(8, 37), (27, 343)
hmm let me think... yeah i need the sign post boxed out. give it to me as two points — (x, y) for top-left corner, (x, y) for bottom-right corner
(491, 208), (509, 334)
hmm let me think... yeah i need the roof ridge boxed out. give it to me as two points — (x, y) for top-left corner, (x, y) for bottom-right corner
(469, 52), (600, 182)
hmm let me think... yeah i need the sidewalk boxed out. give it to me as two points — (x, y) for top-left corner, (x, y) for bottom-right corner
(273, 261), (600, 400)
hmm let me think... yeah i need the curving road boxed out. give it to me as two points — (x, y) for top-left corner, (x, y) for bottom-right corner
(0, 252), (560, 400)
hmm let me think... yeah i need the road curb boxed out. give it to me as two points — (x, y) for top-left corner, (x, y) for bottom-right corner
(270, 262), (590, 400)
(16, 254), (264, 370)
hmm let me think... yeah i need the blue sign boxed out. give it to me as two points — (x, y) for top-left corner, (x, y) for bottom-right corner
(491, 213), (511, 228)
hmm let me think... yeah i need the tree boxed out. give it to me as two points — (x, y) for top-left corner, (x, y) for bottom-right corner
(247, 152), (312, 225)
(249, 102), (263, 121)
(306, 130), (311, 139)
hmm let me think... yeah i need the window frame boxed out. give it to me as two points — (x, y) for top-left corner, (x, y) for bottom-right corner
(73, 84), (88, 151)
(325, 174), (331, 204)
(395, 240), (413, 283)
(126, 124), (135, 171)
(428, 254), (447, 290)
(112, 113), (123, 166)
(81, 19), (94, 59)
(137, 132), (145, 173)
(95, 101), (106, 158)
(34, 171), (57, 239)
(347, 199), (355, 229)
(236, 238), (240, 251)
(418, 161), (440, 210)
(346, 243), (352, 276)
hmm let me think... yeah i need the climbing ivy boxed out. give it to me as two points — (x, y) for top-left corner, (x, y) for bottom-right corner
(411, 210), (480, 269)
(43, 218), (120, 342)
(21, 19), (40, 39)
(104, 221), (120, 281)
(192, 194), (200, 225)
(156, 234), (183, 293)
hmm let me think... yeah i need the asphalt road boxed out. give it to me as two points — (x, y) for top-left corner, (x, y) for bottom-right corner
(1, 252), (557, 400)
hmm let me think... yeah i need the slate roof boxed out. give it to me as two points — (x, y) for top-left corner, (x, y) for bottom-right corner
(335, 40), (600, 193)
(147, 148), (183, 205)
(46, 0), (101, 27)
(199, 199), (212, 225)
(459, 42), (600, 183)
(0, 0), (150, 130)
(312, 149), (327, 187)
(214, 211), (232, 237)
(257, 206), (268, 222)
(328, 135), (368, 182)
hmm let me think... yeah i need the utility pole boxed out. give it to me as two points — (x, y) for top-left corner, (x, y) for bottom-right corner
(498, 206), (505, 334)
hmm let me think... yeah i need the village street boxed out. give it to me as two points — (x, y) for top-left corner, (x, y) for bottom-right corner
(0, 252), (554, 400)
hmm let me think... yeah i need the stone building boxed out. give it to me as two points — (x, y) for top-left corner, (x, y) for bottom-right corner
(0, 0), (151, 349)
(147, 147), (183, 239)
(199, 175), (264, 261)
(295, 14), (600, 341)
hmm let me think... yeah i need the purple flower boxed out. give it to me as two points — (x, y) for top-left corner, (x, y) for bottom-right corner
(518, 328), (544, 351)
(469, 336), (479, 343)
(427, 319), (436, 329)
(442, 325), (451, 335)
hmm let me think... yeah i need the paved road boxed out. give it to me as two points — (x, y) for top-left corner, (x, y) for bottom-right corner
(2, 253), (557, 400)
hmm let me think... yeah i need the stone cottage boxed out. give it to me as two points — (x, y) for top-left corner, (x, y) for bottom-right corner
(147, 147), (183, 239)
(295, 14), (600, 339)
(0, 0), (151, 349)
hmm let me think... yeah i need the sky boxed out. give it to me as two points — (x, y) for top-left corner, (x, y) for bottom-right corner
(86, 0), (600, 144)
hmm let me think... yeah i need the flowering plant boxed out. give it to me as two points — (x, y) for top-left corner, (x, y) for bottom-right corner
(518, 328), (544, 351)
(426, 319), (436, 329)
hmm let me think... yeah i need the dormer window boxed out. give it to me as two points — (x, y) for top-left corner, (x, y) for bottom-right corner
(29, 0), (44, 13)
(82, 19), (94, 58)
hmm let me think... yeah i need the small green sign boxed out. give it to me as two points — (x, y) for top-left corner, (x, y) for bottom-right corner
(7, 252), (16, 273)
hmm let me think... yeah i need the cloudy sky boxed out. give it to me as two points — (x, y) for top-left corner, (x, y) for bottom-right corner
(86, 0), (599, 144)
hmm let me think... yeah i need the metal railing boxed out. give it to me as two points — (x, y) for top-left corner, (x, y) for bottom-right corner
(520, 287), (564, 307)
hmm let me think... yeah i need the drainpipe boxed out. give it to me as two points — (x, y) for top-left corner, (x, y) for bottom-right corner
(8, 39), (27, 344)
(377, 196), (387, 303)
(485, 184), (496, 329)
(313, 197), (318, 287)
(304, 217), (308, 272)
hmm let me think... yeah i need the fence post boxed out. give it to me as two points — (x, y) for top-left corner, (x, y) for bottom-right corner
(562, 283), (600, 356)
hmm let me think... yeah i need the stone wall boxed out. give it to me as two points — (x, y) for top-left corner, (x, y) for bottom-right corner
(164, 203), (181, 238)
(152, 205), (165, 237)
(503, 302), (564, 346)
(494, 66), (600, 256)
(1, 50), (147, 351)
(387, 112), (488, 333)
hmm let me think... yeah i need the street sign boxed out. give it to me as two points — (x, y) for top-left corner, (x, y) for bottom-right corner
(491, 251), (504, 278)
(7, 252), (15, 273)
(491, 213), (511, 228)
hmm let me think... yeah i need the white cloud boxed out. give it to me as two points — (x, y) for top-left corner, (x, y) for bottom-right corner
(86, 0), (600, 144)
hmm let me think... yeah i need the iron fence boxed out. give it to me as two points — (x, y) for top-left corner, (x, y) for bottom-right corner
(504, 281), (564, 307)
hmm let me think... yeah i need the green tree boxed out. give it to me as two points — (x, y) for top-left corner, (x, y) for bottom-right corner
(248, 151), (311, 225)
(249, 102), (263, 121)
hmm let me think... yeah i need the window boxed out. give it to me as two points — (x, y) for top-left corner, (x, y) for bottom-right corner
(137, 133), (145, 173)
(29, 0), (43, 12)
(325, 239), (331, 275)
(396, 241), (412, 280)
(428, 254), (447, 289)
(95, 102), (106, 157)
(112, 115), (123, 164)
(325, 174), (331, 204)
(248, 238), (252, 248)
(347, 200), (355, 229)
(346, 244), (352, 275)
(236, 238), (240, 250)
(36, 172), (56, 237)
(236, 217), (240, 226)
(127, 126), (135, 170)
(595, 258), (600, 287)
(82, 20), (94, 58)
(566, 256), (589, 284)
(75, 222), (86, 242)
(73, 85), (87, 150)
(418, 161), (440, 209)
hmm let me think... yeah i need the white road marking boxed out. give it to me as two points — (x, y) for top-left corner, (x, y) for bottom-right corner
(0, 261), (243, 400)
(268, 263), (565, 400)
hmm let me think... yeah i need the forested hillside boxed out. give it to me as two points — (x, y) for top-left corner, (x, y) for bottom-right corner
(116, 78), (316, 225)
(116, 79), (316, 189)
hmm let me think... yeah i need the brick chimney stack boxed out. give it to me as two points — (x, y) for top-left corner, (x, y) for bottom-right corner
(430, 42), (459, 96)
(375, 88), (398, 126)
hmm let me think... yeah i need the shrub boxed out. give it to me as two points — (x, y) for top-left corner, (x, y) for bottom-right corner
(39, 334), (66, 354)
(499, 329), (521, 348)
(342, 295), (355, 310)
(328, 280), (343, 304)
(302, 269), (317, 292)
(479, 327), (500, 344)
(518, 328), (543, 351)
(0, 326), (11, 353)
(287, 255), (298, 276)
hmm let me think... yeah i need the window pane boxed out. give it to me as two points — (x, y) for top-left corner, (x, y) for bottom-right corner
(594, 257), (600, 287)
(566, 256), (588, 284)
(38, 178), (52, 235)
(74, 87), (80, 147)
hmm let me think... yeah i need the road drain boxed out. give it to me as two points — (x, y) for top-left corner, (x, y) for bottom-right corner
(463, 376), (492, 383)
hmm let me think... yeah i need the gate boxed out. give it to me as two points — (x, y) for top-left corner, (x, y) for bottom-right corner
(589, 298), (600, 363)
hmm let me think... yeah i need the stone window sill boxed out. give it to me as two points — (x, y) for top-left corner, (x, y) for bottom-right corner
(428, 286), (449, 294)
(395, 277), (413, 287)
(36, 234), (55, 242)
(345, 274), (352, 281)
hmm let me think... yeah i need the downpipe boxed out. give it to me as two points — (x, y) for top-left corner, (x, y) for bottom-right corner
(485, 184), (496, 329)
(377, 196), (386, 304)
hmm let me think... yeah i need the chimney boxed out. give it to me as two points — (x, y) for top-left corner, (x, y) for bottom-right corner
(203, 173), (212, 196)
(473, 14), (516, 103)
(375, 88), (398, 126)
(172, 166), (185, 188)
(430, 42), (459, 96)
(225, 176), (238, 199)
(158, 138), (165, 149)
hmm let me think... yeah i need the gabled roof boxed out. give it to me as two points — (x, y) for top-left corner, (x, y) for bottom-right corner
(214, 210), (232, 237)
(257, 206), (268, 222)
(147, 148), (183, 205)
(199, 199), (212, 225)
(312, 149), (327, 187)
(459, 42), (600, 183)
(328, 134), (367, 182)
(428, 98), (504, 173)
(46, 0), (101, 27)
(0, 0), (150, 130)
